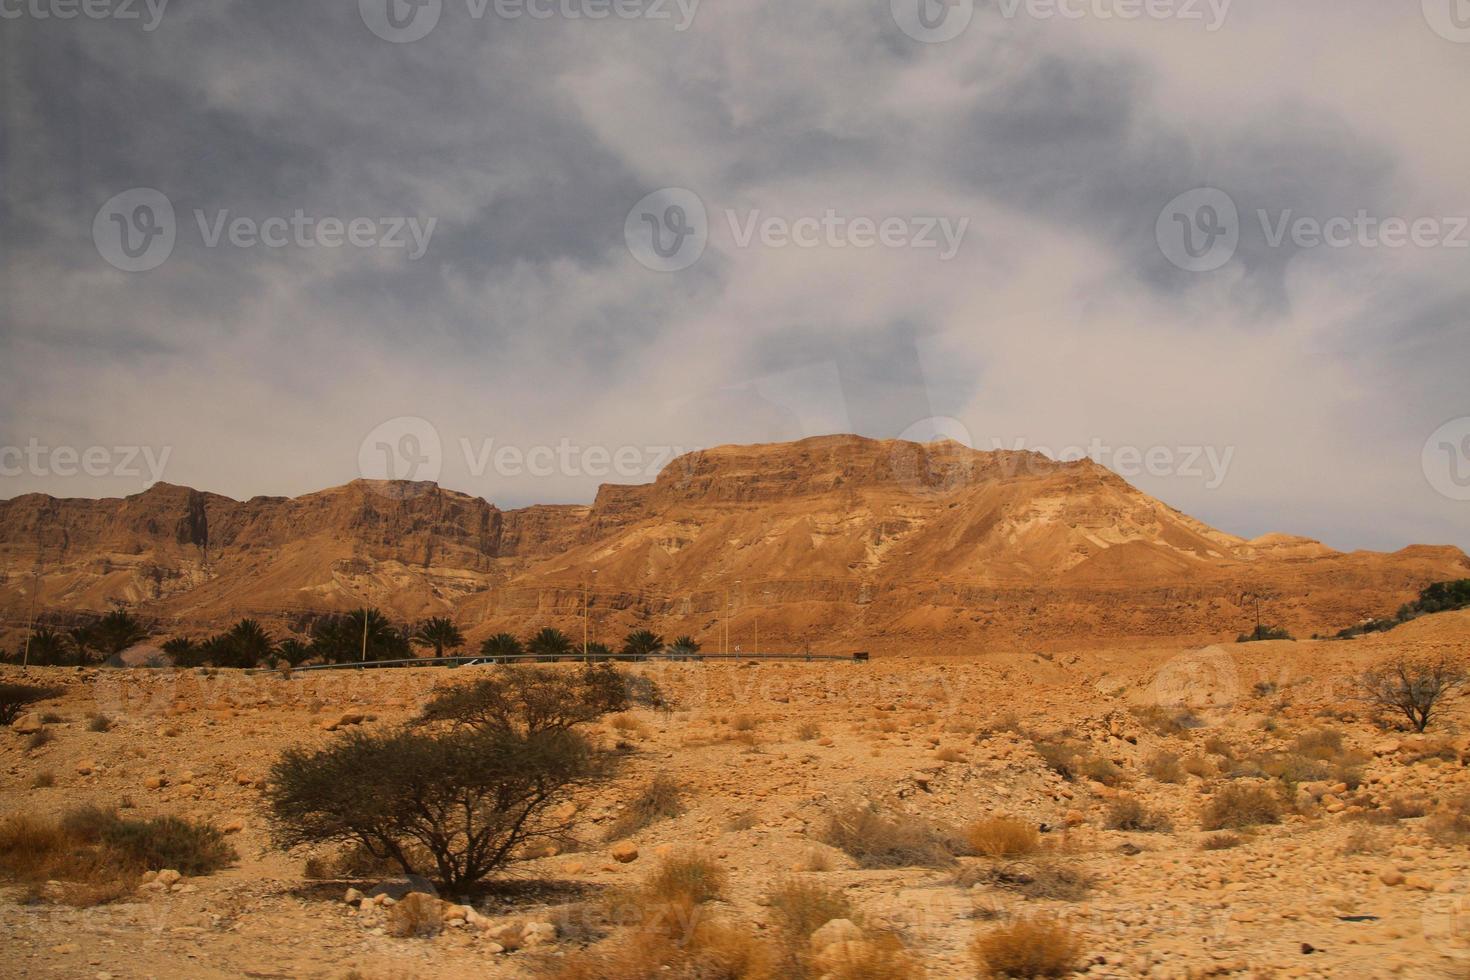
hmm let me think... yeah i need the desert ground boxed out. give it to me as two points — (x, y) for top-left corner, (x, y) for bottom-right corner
(3, 612), (1469, 980)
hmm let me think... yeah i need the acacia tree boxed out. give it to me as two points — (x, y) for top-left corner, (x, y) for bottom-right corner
(411, 618), (465, 659)
(1360, 657), (1467, 732)
(267, 726), (600, 894)
(266, 666), (658, 895)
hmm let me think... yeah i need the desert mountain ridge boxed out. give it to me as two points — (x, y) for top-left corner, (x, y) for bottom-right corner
(1, 434), (1465, 653)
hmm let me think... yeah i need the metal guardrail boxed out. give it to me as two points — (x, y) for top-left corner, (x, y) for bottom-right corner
(251, 651), (869, 674)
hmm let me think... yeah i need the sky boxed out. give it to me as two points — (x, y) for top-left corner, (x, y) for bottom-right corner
(1, 0), (1468, 553)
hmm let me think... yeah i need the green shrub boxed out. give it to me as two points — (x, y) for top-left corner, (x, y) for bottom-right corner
(102, 816), (236, 875)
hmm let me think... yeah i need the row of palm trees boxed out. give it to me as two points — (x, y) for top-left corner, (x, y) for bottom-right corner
(8, 608), (702, 670)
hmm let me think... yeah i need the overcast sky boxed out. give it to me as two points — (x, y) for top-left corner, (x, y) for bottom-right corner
(1, 0), (1467, 553)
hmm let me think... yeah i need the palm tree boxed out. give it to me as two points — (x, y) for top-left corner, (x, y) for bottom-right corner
(479, 633), (524, 661)
(667, 635), (701, 660)
(90, 610), (149, 658)
(218, 618), (275, 668)
(527, 627), (574, 662)
(621, 629), (665, 661)
(310, 608), (408, 663)
(275, 638), (313, 667)
(411, 617), (465, 659)
(162, 636), (205, 669)
(23, 626), (75, 667)
(584, 641), (614, 663)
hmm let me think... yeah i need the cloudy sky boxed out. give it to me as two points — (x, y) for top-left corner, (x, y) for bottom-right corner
(1, 0), (1467, 552)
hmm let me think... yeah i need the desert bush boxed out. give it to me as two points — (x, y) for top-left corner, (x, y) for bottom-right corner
(0, 683), (62, 726)
(605, 774), (684, 841)
(40, 712), (64, 724)
(966, 818), (1041, 859)
(87, 714), (113, 733)
(767, 877), (854, 940)
(267, 725), (606, 895)
(821, 805), (957, 869)
(31, 770), (55, 789)
(972, 916), (1083, 978)
(1200, 783), (1283, 830)
(1201, 735), (1235, 760)
(1428, 795), (1470, 843)
(936, 746), (966, 763)
(730, 714), (759, 733)
(1104, 799), (1173, 833)
(1182, 755), (1217, 778)
(415, 663), (664, 736)
(1145, 751), (1185, 784)
(0, 806), (231, 905)
(1293, 728), (1344, 760)
(26, 728), (54, 751)
(958, 860), (1093, 902)
(1033, 739), (1081, 780)
(1199, 832), (1241, 850)
(102, 815), (237, 875)
(550, 907), (782, 980)
(1237, 624), (1293, 643)
(795, 721), (821, 741)
(1129, 705), (1198, 736)
(809, 931), (925, 980)
(1079, 756), (1125, 787)
(644, 851), (727, 904)
(1359, 657), (1467, 732)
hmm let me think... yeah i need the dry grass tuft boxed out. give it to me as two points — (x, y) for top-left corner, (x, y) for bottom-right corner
(966, 818), (1041, 858)
(821, 805), (958, 869)
(1103, 799), (1173, 833)
(605, 775), (685, 842)
(796, 721), (821, 741)
(1200, 782), (1283, 831)
(644, 851), (727, 905)
(958, 860), (1093, 902)
(1199, 832), (1242, 851)
(766, 877), (855, 940)
(1145, 751), (1185, 784)
(972, 916), (1084, 978)
(86, 714), (113, 733)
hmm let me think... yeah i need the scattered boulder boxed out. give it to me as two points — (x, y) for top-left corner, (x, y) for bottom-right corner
(12, 713), (43, 735)
(810, 918), (863, 952)
(610, 841), (639, 864)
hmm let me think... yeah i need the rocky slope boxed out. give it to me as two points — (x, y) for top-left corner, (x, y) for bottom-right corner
(0, 435), (1465, 651)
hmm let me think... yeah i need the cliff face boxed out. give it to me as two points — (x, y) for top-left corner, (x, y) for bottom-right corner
(1, 434), (1466, 651)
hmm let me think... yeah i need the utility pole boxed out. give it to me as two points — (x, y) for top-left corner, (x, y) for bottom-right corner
(360, 607), (369, 664)
(21, 565), (40, 670)
(583, 570), (597, 660)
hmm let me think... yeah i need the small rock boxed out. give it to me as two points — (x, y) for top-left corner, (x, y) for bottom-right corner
(75, 760), (97, 776)
(610, 841), (639, 864)
(810, 918), (863, 951)
(155, 869), (182, 887)
(13, 714), (43, 735)
(344, 888), (364, 905)
(521, 920), (557, 948)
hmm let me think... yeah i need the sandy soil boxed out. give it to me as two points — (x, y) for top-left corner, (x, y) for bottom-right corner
(3, 611), (1470, 979)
